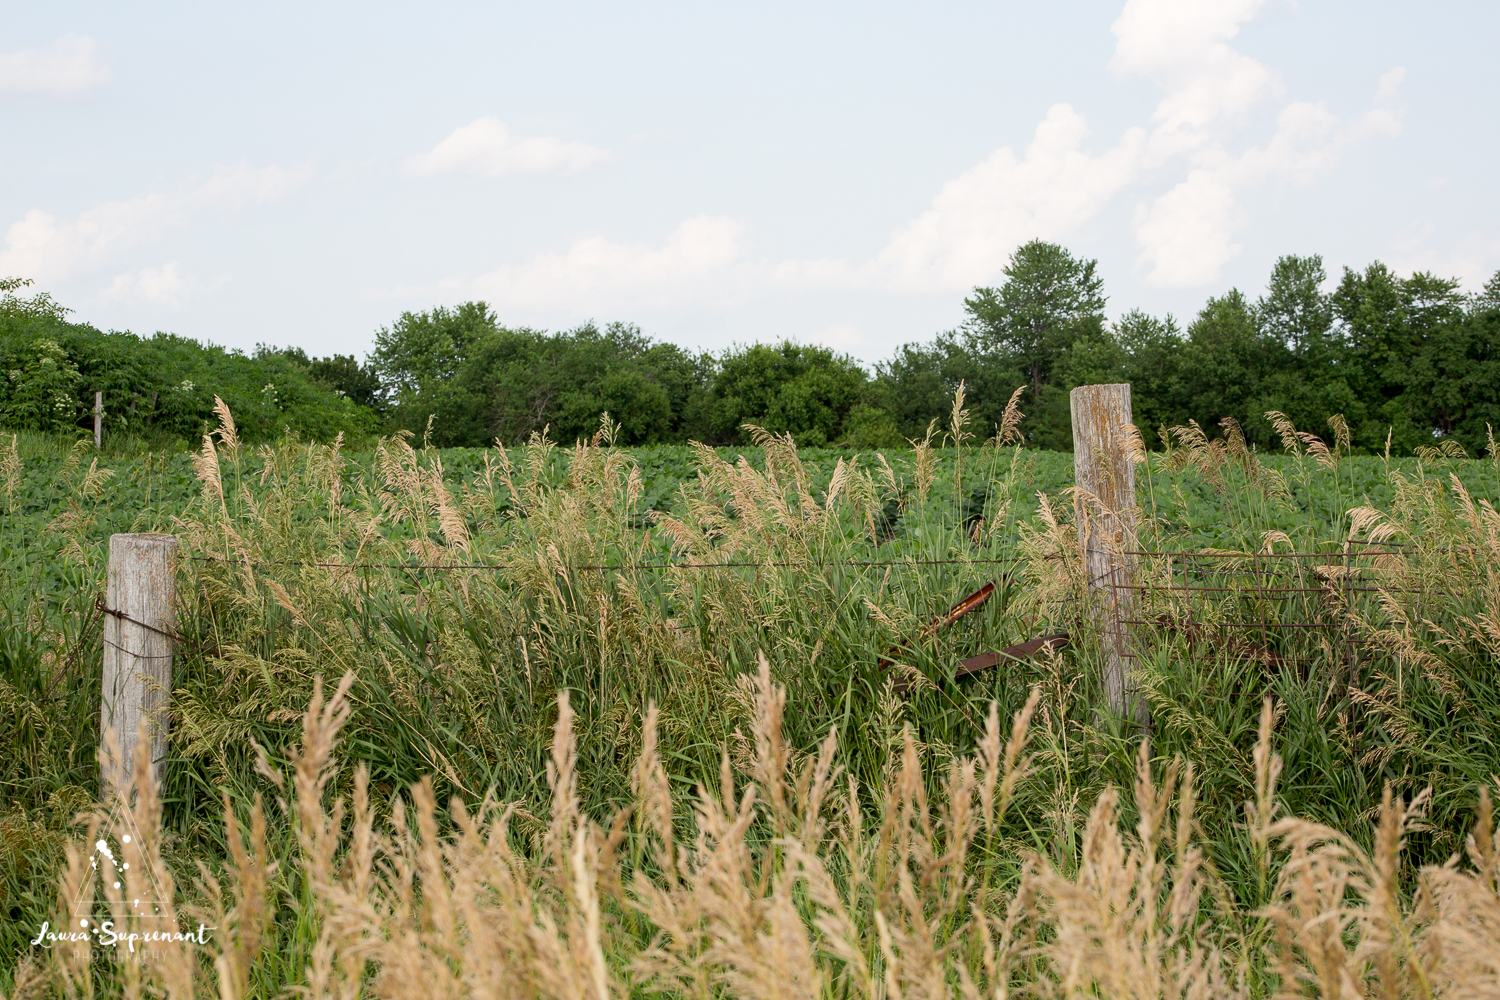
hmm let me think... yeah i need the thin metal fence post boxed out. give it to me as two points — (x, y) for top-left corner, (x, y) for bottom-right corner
(100, 533), (177, 787)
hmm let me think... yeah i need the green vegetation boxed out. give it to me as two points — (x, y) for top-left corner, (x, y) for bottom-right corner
(8, 241), (1500, 457)
(1, 389), (1498, 993)
(0, 278), (374, 447)
(358, 247), (1500, 455)
(3, 249), (1499, 993)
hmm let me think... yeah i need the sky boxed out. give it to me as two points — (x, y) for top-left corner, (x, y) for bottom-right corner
(1, 1), (1496, 366)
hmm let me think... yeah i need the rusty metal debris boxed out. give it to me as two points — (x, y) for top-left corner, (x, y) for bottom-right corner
(877, 582), (995, 670)
(878, 580), (1078, 695)
(889, 630), (1069, 695)
(955, 633), (1070, 678)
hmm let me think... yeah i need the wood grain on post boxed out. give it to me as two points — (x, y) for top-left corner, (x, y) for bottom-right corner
(93, 391), (102, 449)
(100, 533), (177, 785)
(1069, 384), (1148, 726)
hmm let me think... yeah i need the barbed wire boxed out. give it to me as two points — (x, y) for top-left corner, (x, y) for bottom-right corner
(180, 545), (1420, 575)
(186, 554), (1031, 572)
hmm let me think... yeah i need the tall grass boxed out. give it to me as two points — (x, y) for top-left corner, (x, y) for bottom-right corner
(2, 398), (1499, 995)
(12, 666), (1500, 997)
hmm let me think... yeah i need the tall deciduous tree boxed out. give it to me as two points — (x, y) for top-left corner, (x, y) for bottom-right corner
(962, 240), (1107, 401)
(371, 302), (499, 402)
(1113, 309), (1184, 441)
(1258, 254), (1334, 357)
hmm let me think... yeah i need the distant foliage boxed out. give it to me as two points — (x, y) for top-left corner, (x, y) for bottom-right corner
(708, 341), (893, 447)
(881, 250), (1500, 455)
(6, 245), (1500, 455)
(0, 280), (375, 444)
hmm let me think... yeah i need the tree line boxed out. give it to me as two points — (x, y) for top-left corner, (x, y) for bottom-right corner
(0, 278), (375, 445)
(3, 243), (1498, 454)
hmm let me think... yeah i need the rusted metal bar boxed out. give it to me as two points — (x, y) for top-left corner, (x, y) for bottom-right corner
(954, 632), (1070, 678)
(878, 582), (996, 669)
(923, 582), (996, 636)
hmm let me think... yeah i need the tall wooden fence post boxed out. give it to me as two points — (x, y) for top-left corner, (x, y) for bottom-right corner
(100, 533), (177, 786)
(93, 391), (103, 449)
(1069, 384), (1149, 727)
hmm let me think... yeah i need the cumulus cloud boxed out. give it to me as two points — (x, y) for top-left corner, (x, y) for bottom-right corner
(471, 216), (744, 311)
(1132, 70), (1405, 286)
(0, 163), (310, 283)
(1131, 166), (1243, 286)
(1110, 0), (1281, 158)
(404, 117), (611, 177)
(410, 1), (1408, 315)
(809, 0), (1408, 293)
(1111, 0), (1407, 286)
(105, 263), (192, 307)
(812, 323), (867, 353)
(0, 36), (109, 97)
(865, 105), (1145, 290)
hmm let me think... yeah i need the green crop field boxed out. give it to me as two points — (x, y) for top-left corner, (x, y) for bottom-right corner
(3, 409), (1500, 997)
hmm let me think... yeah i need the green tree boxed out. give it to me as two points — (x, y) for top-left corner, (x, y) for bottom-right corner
(1257, 255), (1334, 357)
(876, 336), (965, 441)
(1113, 309), (1185, 440)
(1, 280), (375, 444)
(371, 302), (499, 402)
(1454, 278), (1500, 453)
(0, 277), (69, 324)
(447, 321), (713, 447)
(710, 342), (870, 446)
(962, 240), (1107, 401)
(0, 338), (81, 431)
(1246, 255), (1363, 445)
(307, 355), (384, 412)
(1333, 264), (1470, 452)
(1178, 289), (1289, 445)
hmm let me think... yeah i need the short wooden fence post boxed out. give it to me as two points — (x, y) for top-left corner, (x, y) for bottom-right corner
(93, 391), (103, 449)
(100, 533), (178, 785)
(1069, 384), (1149, 727)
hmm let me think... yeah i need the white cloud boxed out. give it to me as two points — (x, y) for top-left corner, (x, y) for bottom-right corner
(865, 105), (1145, 290)
(1107, 0), (1407, 287)
(812, 323), (867, 353)
(1110, 0), (1280, 158)
(408, 1), (1409, 316)
(470, 215), (745, 311)
(0, 36), (109, 97)
(0, 163), (310, 282)
(810, 0), (1407, 294)
(1355, 67), (1406, 141)
(1386, 228), (1500, 292)
(105, 262), (192, 307)
(1132, 165), (1243, 286)
(404, 116), (611, 177)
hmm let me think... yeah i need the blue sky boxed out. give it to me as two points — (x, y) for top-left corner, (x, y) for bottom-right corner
(2, 1), (1495, 364)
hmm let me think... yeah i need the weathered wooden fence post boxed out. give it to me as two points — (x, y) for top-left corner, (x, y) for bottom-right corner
(1069, 384), (1149, 727)
(100, 533), (177, 785)
(93, 391), (103, 449)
